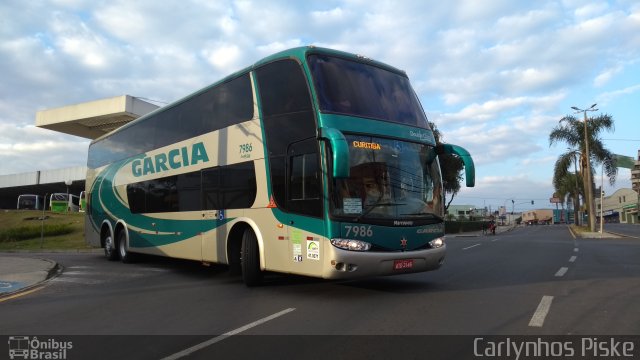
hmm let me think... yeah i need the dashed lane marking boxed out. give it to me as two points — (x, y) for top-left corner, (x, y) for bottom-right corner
(569, 256), (577, 263)
(462, 244), (481, 250)
(529, 295), (554, 327)
(555, 267), (569, 277)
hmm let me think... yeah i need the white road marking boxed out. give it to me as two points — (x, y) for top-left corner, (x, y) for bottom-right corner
(491, 238), (499, 242)
(50, 277), (104, 285)
(161, 308), (296, 360)
(61, 271), (93, 275)
(569, 256), (577, 263)
(555, 267), (569, 277)
(462, 244), (481, 250)
(529, 295), (554, 327)
(574, 248), (579, 252)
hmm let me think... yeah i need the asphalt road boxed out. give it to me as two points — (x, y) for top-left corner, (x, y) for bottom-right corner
(604, 222), (640, 238)
(1, 224), (639, 359)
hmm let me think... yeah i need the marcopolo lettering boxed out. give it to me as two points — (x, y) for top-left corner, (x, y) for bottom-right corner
(132, 142), (209, 177)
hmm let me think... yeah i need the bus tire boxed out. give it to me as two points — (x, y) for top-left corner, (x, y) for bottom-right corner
(228, 238), (241, 276)
(117, 230), (135, 263)
(241, 228), (263, 286)
(104, 234), (119, 261)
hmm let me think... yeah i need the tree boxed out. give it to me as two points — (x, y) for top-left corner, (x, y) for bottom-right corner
(553, 169), (583, 224)
(430, 122), (464, 211)
(549, 113), (617, 226)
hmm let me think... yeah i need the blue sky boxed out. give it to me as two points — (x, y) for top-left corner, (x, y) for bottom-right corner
(1, 0), (638, 212)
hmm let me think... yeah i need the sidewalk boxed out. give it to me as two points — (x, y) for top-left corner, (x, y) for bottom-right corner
(578, 231), (621, 239)
(0, 255), (59, 298)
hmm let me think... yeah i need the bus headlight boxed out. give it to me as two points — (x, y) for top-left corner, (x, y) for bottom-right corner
(330, 238), (372, 251)
(429, 237), (445, 249)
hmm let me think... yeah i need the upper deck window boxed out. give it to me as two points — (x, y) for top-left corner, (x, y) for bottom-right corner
(308, 54), (429, 128)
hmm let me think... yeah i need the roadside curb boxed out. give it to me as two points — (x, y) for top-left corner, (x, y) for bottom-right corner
(604, 231), (640, 240)
(0, 248), (102, 254)
(0, 259), (63, 301)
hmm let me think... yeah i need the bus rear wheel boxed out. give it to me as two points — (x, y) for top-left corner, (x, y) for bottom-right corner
(241, 228), (263, 286)
(104, 234), (118, 261)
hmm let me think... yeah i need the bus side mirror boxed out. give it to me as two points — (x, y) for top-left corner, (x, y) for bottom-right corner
(436, 144), (475, 187)
(319, 128), (350, 178)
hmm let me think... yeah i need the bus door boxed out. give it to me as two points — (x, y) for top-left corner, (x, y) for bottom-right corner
(200, 209), (217, 263)
(285, 139), (324, 274)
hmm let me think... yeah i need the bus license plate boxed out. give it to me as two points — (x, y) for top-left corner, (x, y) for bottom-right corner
(393, 259), (413, 270)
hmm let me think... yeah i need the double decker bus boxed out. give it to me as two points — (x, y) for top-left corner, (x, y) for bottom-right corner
(85, 46), (475, 286)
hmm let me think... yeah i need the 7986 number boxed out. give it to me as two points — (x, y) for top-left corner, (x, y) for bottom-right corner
(344, 225), (373, 238)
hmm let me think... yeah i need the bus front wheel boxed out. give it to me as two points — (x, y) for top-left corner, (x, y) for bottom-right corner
(241, 228), (263, 286)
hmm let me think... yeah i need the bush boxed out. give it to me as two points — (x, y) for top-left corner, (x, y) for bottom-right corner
(445, 221), (484, 234)
(0, 224), (74, 242)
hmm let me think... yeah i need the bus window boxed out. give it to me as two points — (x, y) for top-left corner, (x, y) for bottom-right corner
(256, 59), (318, 213)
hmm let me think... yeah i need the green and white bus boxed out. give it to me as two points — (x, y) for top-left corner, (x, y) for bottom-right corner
(79, 191), (86, 212)
(50, 193), (80, 213)
(85, 46), (475, 286)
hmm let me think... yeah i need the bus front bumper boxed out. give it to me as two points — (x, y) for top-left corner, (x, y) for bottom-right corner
(322, 243), (446, 280)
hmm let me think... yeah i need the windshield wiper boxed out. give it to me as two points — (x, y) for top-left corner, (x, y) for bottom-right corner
(400, 212), (443, 220)
(367, 202), (406, 208)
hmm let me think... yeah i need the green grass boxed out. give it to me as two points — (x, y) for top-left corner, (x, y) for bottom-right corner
(0, 210), (96, 251)
(570, 224), (589, 234)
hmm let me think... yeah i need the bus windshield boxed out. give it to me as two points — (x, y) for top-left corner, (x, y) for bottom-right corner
(332, 135), (443, 222)
(308, 54), (429, 128)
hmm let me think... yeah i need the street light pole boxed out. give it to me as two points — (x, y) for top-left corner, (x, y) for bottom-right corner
(571, 151), (581, 226)
(571, 104), (598, 232)
(600, 164), (604, 234)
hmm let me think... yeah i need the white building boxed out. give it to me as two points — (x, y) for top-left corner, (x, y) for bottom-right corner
(595, 188), (638, 224)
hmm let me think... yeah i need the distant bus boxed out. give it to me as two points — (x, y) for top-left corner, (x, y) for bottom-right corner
(50, 193), (80, 213)
(16, 194), (43, 210)
(79, 191), (86, 212)
(85, 46), (475, 286)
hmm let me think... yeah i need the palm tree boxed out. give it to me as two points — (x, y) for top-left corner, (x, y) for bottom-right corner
(429, 122), (464, 211)
(553, 169), (583, 224)
(549, 113), (617, 227)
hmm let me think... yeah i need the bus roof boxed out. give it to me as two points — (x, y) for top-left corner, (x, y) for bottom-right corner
(89, 46), (406, 146)
(254, 46), (406, 75)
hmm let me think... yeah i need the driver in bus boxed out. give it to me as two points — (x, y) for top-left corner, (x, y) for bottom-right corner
(362, 176), (392, 215)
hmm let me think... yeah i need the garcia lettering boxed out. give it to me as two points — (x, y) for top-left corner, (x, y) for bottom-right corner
(132, 142), (209, 177)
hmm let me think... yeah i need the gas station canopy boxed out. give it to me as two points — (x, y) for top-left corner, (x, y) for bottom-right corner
(35, 95), (160, 140)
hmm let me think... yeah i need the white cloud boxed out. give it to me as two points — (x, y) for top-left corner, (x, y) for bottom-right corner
(593, 65), (623, 87)
(202, 44), (242, 71)
(597, 84), (640, 105)
(438, 93), (564, 123)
